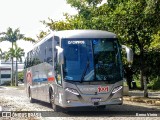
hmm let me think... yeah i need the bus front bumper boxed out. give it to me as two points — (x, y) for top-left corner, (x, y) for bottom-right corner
(61, 97), (123, 108)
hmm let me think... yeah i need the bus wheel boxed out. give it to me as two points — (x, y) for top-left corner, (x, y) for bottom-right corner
(50, 90), (61, 112)
(29, 88), (35, 103)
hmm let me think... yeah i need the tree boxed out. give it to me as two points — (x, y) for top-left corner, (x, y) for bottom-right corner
(0, 48), (2, 59)
(105, 0), (160, 96)
(18, 71), (24, 82)
(36, 30), (48, 41)
(5, 43), (25, 86)
(41, 0), (160, 97)
(96, 0), (160, 97)
(0, 49), (6, 63)
(150, 31), (160, 49)
(0, 27), (35, 86)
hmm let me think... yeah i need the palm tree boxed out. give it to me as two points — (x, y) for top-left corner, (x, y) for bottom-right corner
(0, 49), (6, 62)
(5, 44), (25, 86)
(14, 44), (25, 86)
(0, 27), (35, 86)
(0, 48), (2, 59)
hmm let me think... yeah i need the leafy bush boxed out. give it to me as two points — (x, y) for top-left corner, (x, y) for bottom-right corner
(133, 75), (141, 89)
(18, 71), (24, 82)
(133, 73), (160, 90)
(152, 80), (160, 90)
(148, 76), (160, 90)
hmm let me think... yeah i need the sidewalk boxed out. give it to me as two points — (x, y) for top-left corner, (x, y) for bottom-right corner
(0, 83), (24, 90)
(129, 90), (160, 98)
(124, 90), (160, 106)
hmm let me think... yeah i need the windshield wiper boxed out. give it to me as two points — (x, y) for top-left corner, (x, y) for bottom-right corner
(80, 58), (90, 83)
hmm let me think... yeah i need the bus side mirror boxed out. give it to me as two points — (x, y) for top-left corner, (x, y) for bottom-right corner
(122, 45), (133, 63)
(56, 46), (64, 65)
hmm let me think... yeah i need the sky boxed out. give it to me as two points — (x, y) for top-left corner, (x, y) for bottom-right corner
(0, 0), (77, 54)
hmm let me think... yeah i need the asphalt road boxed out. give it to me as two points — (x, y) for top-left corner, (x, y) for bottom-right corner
(0, 85), (160, 120)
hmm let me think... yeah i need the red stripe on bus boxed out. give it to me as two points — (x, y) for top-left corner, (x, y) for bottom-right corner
(48, 77), (55, 81)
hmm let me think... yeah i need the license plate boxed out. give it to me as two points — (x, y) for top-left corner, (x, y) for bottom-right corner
(91, 98), (101, 102)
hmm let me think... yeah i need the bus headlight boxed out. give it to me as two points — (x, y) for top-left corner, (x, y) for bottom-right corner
(112, 86), (123, 94)
(65, 88), (80, 96)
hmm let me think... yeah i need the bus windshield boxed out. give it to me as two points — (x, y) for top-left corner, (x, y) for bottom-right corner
(62, 38), (122, 83)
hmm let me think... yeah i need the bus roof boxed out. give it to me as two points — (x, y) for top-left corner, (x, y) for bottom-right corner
(54, 30), (117, 39)
(29, 30), (117, 54)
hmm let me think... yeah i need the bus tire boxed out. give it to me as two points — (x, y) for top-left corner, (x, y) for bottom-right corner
(28, 88), (35, 103)
(50, 90), (61, 112)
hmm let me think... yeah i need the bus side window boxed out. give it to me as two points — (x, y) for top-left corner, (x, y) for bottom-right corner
(47, 39), (53, 64)
(54, 37), (62, 85)
(55, 48), (62, 85)
(28, 52), (31, 68)
(56, 65), (62, 85)
(24, 58), (27, 69)
(30, 50), (33, 67)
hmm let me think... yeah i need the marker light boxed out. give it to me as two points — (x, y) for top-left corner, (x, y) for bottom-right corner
(112, 86), (123, 94)
(65, 88), (79, 96)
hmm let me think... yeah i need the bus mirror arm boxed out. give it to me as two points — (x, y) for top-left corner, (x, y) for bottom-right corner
(122, 45), (133, 63)
(56, 46), (64, 65)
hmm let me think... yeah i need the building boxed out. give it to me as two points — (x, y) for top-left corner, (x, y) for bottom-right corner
(0, 60), (24, 85)
(0, 67), (11, 85)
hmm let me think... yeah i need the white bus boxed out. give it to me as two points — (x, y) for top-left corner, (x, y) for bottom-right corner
(24, 30), (133, 111)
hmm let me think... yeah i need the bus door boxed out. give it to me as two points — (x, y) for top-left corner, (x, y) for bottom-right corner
(54, 45), (63, 105)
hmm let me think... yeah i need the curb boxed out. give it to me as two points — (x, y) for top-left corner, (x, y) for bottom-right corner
(124, 96), (160, 106)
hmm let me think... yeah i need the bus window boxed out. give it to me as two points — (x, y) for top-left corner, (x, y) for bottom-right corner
(46, 39), (53, 64)
(54, 36), (62, 85)
(62, 38), (122, 82)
